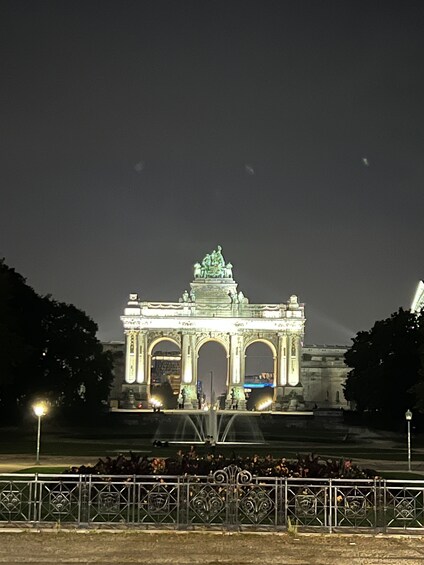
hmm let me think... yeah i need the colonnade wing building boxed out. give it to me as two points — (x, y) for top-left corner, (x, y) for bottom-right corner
(120, 246), (306, 410)
(411, 281), (424, 313)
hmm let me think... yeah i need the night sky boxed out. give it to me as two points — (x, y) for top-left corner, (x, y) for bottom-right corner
(2, 1), (424, 361)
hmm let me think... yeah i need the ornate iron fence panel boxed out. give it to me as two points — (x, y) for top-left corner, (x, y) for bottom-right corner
(88, 477), (134, 524)
(0, 476), (35, 523)
(286, 480), (329, 528)
(331, 479), (378, 529)
(187, 478), (227, 526)
(37, 474), (83, 524)
(236, 481), (279, 527)
(135, 478), (180, 526)
(185, 466), (280, 528)
(384, 481), (424, 530)
(2, 473), (424, 532)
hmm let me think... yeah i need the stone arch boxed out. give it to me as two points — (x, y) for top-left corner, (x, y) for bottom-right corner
(148, 334), (181, 355)
(243, 337), (277, 358)
(195, 334), (230, 357)
(147, 334), (181, 396)
(243, 337), (278, 394)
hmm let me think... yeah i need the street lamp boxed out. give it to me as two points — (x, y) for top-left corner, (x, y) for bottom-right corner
(405, 409), (413, 472)
(33, 402), (47, 465)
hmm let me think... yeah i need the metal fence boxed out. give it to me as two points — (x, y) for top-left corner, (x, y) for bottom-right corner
(1, 466), (424, 532)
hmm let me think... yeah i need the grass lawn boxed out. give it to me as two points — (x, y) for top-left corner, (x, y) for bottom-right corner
(15, 466), (70, 474)
(379, 470), (424, 480)
(0, 435), (414, 461)
(0, 420), (422, 478)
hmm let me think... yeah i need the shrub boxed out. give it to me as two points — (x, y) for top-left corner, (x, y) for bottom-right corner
(66, 449), (377, 479)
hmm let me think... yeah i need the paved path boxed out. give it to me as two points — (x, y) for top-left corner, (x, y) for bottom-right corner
(0, 454), (96, 473)
(1, 452), (424, 477)
(0, 531), (424, 564)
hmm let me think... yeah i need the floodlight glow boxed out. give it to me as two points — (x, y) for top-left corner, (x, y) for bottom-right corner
(257, 399), (272, 411)
(150, 397), (162, 408)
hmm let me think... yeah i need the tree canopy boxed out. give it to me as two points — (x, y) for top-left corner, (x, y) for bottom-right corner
(0, 258), (114, 421)
(343, 308), (424, 420)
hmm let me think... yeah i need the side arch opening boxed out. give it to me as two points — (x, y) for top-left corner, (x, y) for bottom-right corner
(150, 338), (181, 408)
(244, 340), (275, 410)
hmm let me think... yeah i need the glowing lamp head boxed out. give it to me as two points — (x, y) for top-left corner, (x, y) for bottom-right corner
(33, 403), (47, 417)
(150, 397), (162, 408)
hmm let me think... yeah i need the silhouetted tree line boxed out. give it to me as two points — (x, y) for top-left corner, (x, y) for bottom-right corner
(0, 258), (114, 422)
(67, 450), (377, 479)
(344, 308), (424, 425)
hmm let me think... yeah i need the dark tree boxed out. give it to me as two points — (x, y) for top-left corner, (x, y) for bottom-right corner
(0, 259), (45, 418)
(36, 299), (114, 416)
(343, 308), (424, 420)
(0, 258), (114, 421)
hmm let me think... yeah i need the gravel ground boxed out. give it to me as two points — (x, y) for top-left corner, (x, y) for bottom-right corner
(1, 531), (424, 564)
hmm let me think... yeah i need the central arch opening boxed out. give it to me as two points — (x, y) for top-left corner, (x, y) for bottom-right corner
(197, 341), (228, 405)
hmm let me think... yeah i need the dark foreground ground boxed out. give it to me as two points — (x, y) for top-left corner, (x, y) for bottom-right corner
(1, 531), (424, 564)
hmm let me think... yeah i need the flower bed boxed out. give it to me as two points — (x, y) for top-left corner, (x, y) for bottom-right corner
(67, 449), (377, 479)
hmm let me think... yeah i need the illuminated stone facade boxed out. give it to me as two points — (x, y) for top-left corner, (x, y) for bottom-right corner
(301, 345), (349, 408)
(121, 246), (305, 410)
(106, 342), (349, 409)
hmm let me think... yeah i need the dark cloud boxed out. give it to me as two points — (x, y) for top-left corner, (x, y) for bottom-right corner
(1, 0), (423, 355)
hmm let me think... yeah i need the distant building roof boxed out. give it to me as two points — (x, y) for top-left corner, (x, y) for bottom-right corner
(303, 344), (349, 350)
(411, 281), (424, 313)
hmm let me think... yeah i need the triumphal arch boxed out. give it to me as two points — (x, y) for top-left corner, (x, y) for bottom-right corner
(121, 247), (305, 410)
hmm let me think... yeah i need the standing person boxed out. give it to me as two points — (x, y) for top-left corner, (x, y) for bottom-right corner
(177, 392), (184, 409)
(230, 388), (236, 410)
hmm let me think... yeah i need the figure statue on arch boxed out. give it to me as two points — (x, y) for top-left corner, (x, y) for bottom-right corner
(179, 290), (189, 303)
(229, 289), (238, 304)
(214, 245), (225, 268)
(193, 262), (202, 278)
(224, 262), (233, 278)
(201, 254), (212, 276)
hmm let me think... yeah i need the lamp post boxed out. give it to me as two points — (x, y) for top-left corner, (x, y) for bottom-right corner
(405, 409), (413, 472)
(33, 403), (47, 465)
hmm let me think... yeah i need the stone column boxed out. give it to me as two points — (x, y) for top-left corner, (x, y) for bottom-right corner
(282, 333), (304, 411)
(273, 333), (287, 408)
(180, 332), (197, 408)
(229, 334), (241, 384)
(134, 331), (148, 401)
(227, 334), (246, 410)
(122, 330), (141, 407)
(288, 334), (300, 386)
(181, 333), (192, 384)
(124, 330), (137, 384)
(136, 332), (146, 383)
